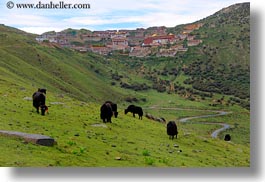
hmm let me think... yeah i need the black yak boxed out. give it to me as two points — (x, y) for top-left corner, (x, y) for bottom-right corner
(105, 101), (118, 118)
(100, 101), (118, 123)
(167, 121), (178, 140)
(38, 88), (46, 94)
(32, 90), (48, 116)
(125, 105), (143, 120)
(224, 134), (231, 141)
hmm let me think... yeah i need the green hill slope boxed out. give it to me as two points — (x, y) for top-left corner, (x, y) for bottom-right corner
(0, 83), (250, 167)
(0, 24), (126, 103)
(168, 2), (250, 105)
(99, 3), (250, 110)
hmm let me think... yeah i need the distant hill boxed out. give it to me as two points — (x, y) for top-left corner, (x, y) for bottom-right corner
(182, 2), (250, 106)
(0, 2), (250, 109)
(165, 2), (249, 108)
(114, 3), (250, 109)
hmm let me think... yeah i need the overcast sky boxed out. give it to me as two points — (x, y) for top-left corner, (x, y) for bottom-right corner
(0, 0), (249, 34)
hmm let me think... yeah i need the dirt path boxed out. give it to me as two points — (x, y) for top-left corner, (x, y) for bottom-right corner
(147, 107), (232, 138)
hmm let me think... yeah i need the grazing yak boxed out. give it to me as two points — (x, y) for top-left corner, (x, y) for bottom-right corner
(167, 121), (178, 140)
(125, 105), (143, 120)
(32, 89), (48, 116)
(38, 88), (46, 94)
(105, 101), (118, 118)
(224, 134), (231, 141)
(100, 101), (118, 123)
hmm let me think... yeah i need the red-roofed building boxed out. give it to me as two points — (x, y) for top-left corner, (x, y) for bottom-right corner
(142, 34), (176, 46)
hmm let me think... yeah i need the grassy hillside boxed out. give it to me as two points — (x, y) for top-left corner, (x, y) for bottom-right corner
(0, 82), (249, 167)
(0, 24), (126, 103)
(168, 3), (250, 107)
(108, 2), (250, 110)
(0, 74), (250, 167)
(0, 3), (250, 167)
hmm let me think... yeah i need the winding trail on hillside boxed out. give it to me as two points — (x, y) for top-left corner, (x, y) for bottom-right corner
(147, 106), (232, 138)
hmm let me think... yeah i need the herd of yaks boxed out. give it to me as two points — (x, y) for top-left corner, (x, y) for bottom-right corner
(32, 88), (179, 140)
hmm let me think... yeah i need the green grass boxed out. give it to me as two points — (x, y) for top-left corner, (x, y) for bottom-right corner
(0, 83), (250, 167)
(0, 21), (250, 167)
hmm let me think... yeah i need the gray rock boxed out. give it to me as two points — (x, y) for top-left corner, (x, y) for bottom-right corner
(115, 157), (122, 160)
(91, 123), (108, 128)
(23, 97), (32, 101)
(0, 130), (56, 146)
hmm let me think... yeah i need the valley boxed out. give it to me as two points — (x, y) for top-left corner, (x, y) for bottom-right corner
(0, 2), (250, 167)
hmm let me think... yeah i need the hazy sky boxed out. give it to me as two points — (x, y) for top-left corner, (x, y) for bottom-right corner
(0, 0), (249, 34)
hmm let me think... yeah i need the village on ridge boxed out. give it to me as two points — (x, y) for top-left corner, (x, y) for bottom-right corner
(36, 23), (203, 57)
